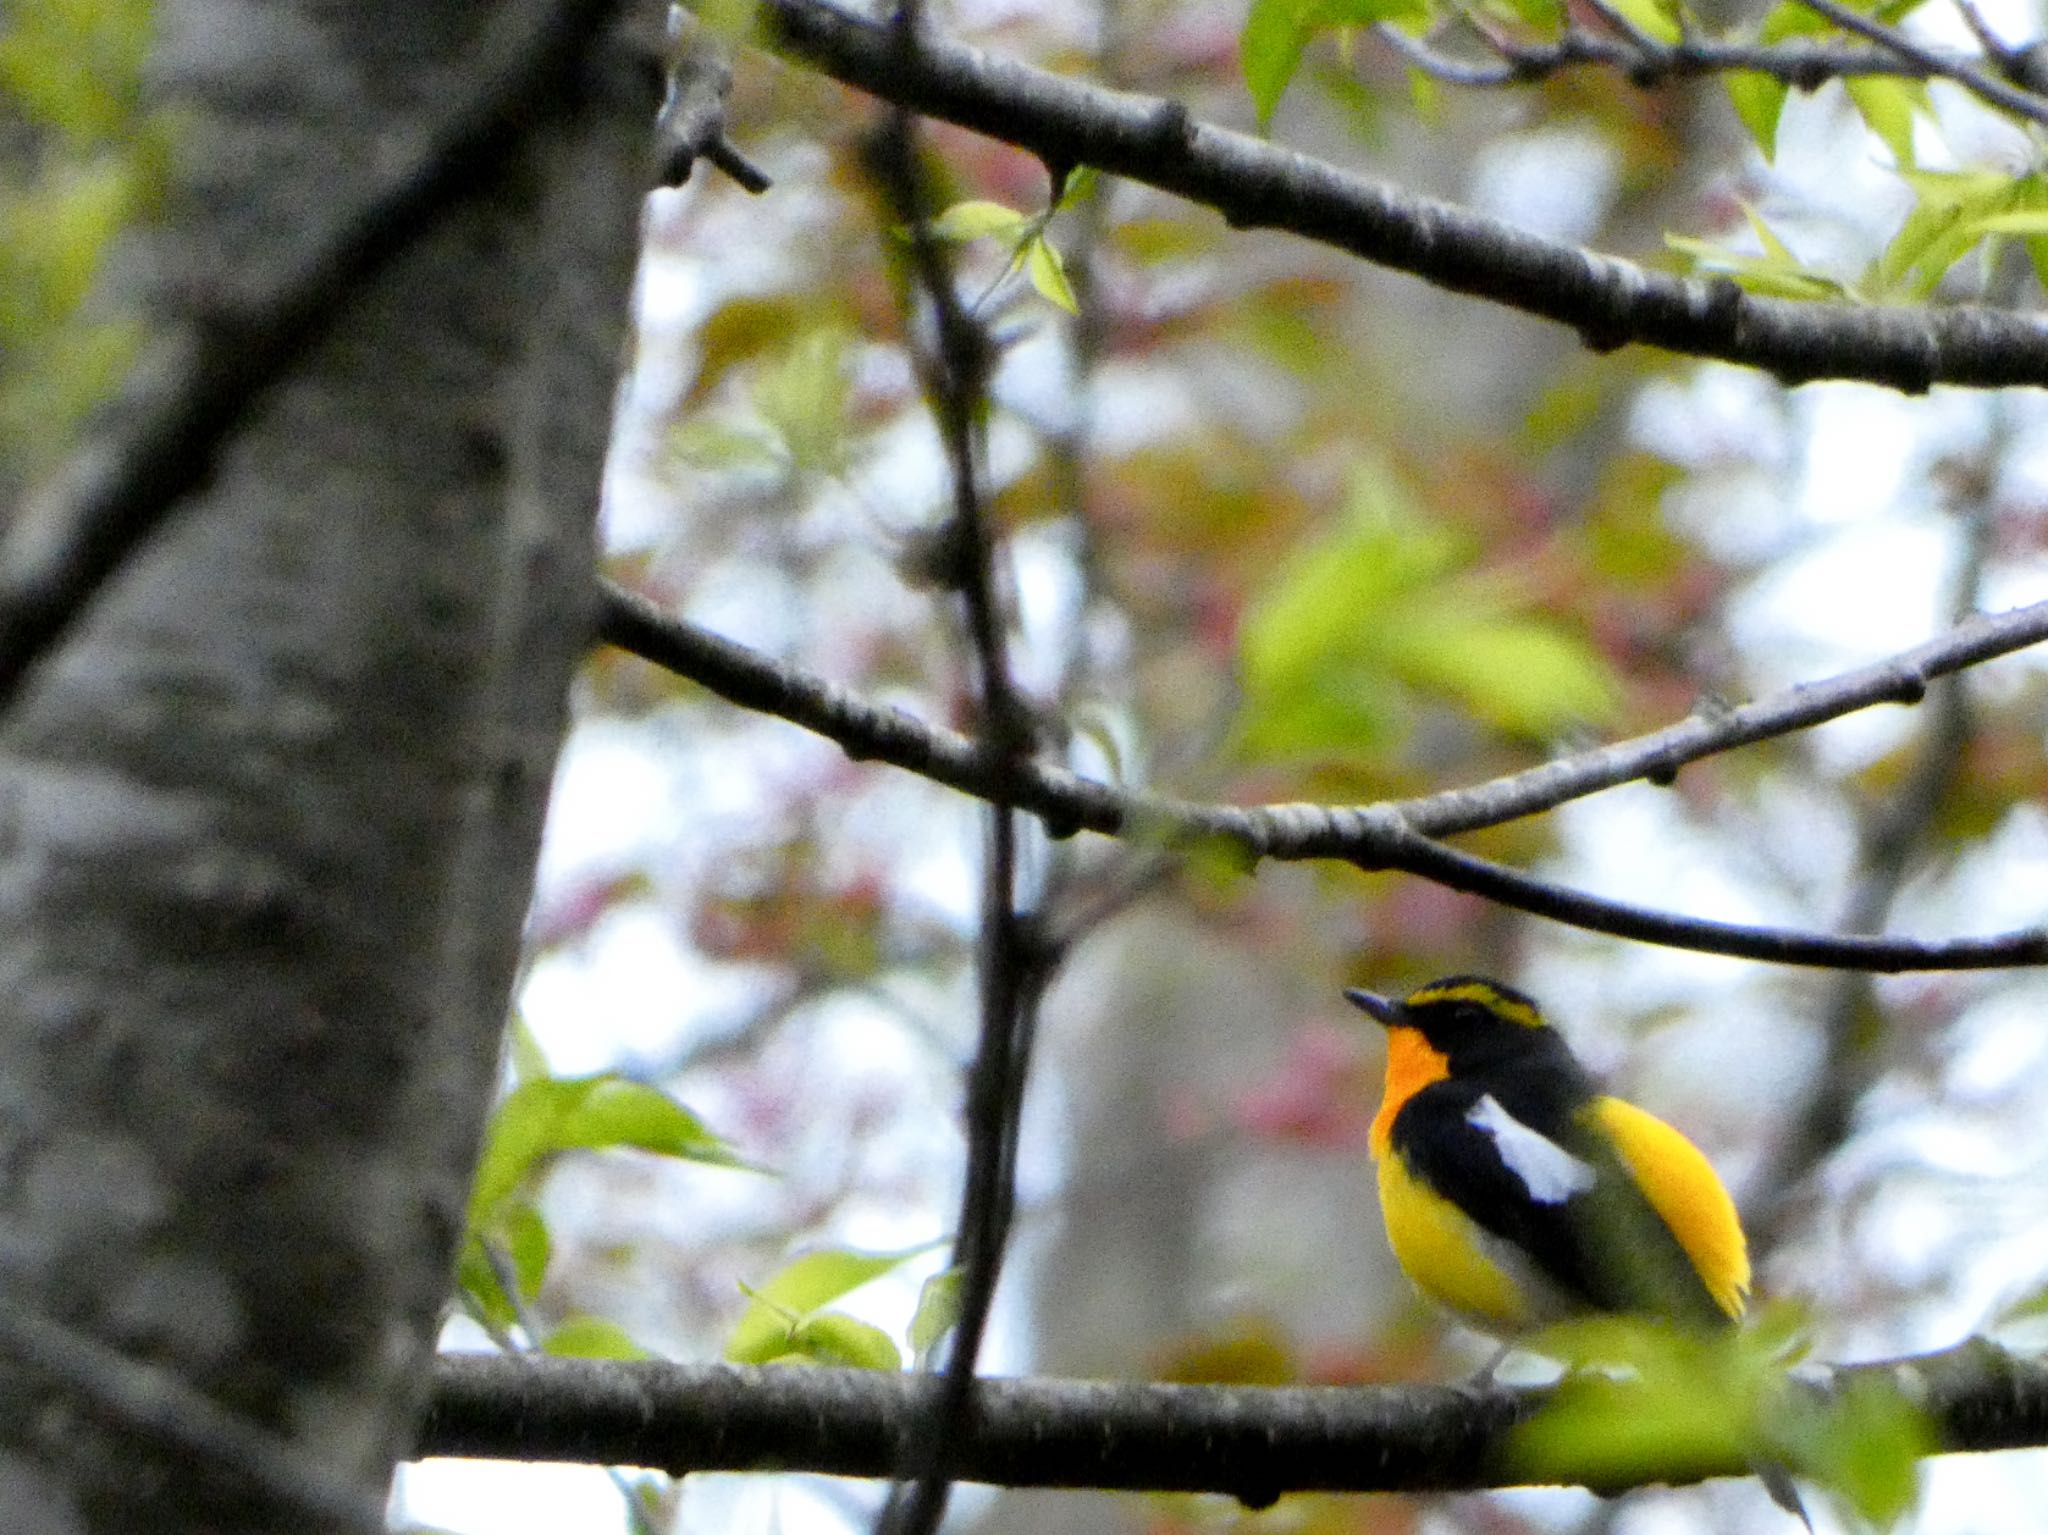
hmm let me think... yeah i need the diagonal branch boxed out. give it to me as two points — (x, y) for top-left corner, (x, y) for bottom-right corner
(1374, 18), (1971, 91)
(754, 0), (2048, 391)
(416, 1338), (2048, 1492)
(597, 580), (2048, 970)
(0, 0), (632, 712)
(1792, 0), (2048, 126)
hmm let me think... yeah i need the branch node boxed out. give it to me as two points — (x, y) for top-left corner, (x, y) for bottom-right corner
(1888, 669), (1929, 705)
(1704, 274), (1744, 330)
(1234, 1478), (1282, 1511)
(1147, 98), (1195, 158)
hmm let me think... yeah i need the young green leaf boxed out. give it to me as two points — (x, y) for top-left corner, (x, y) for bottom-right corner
(1793, 1379), (1930, 1525)
(788, 1312), (903, 1371)
(930, 199), (1031, 244)
(1235, 460), (1622, 761)
(1844, 77), (1923, 169)
(1025, 235), (1079, 313)
(1056, 165), (1101, 209)
(468, 1074), (746, 1236)
(725, 1244), (940, 1365)
(544, 1315), (651, 1360)
(910, 1266), (964, 1363)
(1242, 0), (1318, 128)
(1724, 72), (1788, 161)
(1602, 0), (1683, 43)
(755, 327), (854, 476)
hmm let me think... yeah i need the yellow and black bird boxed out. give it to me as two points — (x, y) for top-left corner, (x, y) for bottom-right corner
(1347, 975), (1806, 1522)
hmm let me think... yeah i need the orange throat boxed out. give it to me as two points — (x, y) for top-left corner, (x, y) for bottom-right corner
(1370, 1026), (1449, 1158)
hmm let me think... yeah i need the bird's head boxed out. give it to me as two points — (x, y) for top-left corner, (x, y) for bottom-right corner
(1345, 974), (1556, 1071)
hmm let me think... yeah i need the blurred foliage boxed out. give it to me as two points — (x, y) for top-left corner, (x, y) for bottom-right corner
(459, 1073), (750, 1333)
(1235, 457), (1621, 761)
(726, 1244), (942, 1370)
(0, 0), (166, 487)
(1514, 1314), (1931, 1526)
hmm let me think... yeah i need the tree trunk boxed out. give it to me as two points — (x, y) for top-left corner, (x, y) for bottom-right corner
(0, 3), (651, 1529)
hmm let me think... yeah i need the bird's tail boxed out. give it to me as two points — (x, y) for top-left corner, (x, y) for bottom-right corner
(1755, 1460), (1811, 1529)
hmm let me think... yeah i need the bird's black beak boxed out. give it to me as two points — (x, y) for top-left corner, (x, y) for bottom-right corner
(1344, 989), (1402, 1027)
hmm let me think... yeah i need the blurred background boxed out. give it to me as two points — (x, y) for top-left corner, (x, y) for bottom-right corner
(400, 0), (2048, 1528)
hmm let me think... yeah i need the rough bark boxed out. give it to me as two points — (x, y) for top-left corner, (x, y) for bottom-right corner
(0, 2), (652, 1530)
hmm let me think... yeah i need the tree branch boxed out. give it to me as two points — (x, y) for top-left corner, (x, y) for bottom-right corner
(0, 0), (631, 712)
(597, 581), (2048, 969)
(416, 1339), (2048, 1493)
(753, 0), (2048, 390)
(1374, 18), (1967, 91)
(1791, 0), (2048, 127)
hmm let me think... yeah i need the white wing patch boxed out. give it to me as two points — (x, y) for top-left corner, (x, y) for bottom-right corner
(1467, 1094), (1597, 1205)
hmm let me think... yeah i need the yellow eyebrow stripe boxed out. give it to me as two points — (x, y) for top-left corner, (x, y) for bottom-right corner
(1404, 981), (1544, 1029)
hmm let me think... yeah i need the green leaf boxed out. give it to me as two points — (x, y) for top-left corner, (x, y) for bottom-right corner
(1379, 611), (1619, 736)
(468, 1075), (745, 1235)
(755, 327), (853, 476)
(1796, 1379), (1930, 1525)
(787, 1312), (903, 1371)
(1724, 72), (1788, 161)
(1512, 1323), (1767, 1491)
(1994, 1277), (2048, 1323)
(1517, 1319), (1931, 1526)
(455, 1243), (514, 1332)
(1242, 0), (1315, 127)
(1235, 460), (1621, 760)
(1024, 235), (1078, 313)
(501, 1203), (552, 1303)
(1056, 165), (1101, 209)
(1602, 0), (1683, 44)
(1755, 0), (1828, 43)
(1872, 168), (2024, 298)
(1666, 235), (1853, 302)
(1844, 77), (1922, 168)
(1406, 63), (1440, 124)
(929, 199), (1030, 243)
(669, 418), (783, 472)
(909, 1267), (964, 1363)
(1964, 208), (2048, 236)
(1241, 0), (1429, 126)
(506, 1016), (550, 1085)
(544, 1314), (651, 1360)
(725, 1244), (939, 1365)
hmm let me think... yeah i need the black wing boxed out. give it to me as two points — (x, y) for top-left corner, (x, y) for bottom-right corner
(1389, 1076), (1730, 1328)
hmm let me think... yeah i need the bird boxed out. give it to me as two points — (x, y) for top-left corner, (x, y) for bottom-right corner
(1346, 974), (1808, 1524)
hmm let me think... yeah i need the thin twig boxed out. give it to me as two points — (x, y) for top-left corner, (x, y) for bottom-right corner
(0, 0), (634, 712)
(1374, 18), (1960, 90)
(1793, 0), (2048, 126)
(598, 580), (2048, 969)
(863, 106), (1042, 1535)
